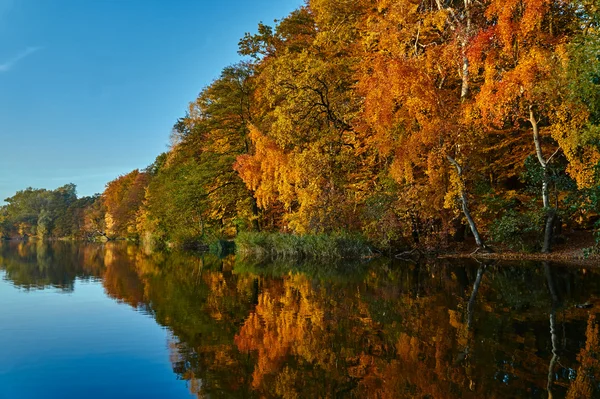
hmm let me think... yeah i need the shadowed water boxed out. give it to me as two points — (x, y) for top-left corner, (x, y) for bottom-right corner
(0, 241), (598, 398)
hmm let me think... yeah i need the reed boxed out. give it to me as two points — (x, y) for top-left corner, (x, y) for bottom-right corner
(235, 232), (372, 259)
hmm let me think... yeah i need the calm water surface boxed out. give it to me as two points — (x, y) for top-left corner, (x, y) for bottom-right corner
(0, 241), (598, 398)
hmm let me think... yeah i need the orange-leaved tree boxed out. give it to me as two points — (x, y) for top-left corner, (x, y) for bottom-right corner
(471, 0), (598, 252)
(355, 0), (489, 247)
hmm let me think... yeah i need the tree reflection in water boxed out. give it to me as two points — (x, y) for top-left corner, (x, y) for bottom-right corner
(1, 241), (599, 398)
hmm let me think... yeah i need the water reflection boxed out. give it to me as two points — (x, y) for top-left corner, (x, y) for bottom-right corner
(0, 241), (105, 291)
(0, 241), (599, 398)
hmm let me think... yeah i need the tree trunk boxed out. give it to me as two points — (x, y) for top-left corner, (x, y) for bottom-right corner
(251, 196), (260, 231)
(542, 209), (556, 254)
(451, 0), (484, 248)
(460, 0), (472, 101)
(447, 155), (486, 248)
(530, 107), (556, 253)
(541, 168), (555, 253)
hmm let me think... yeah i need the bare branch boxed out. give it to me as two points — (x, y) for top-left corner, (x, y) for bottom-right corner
(546, 147), (561, 165)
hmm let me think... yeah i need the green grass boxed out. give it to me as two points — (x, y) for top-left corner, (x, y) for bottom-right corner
(235, 231), (373, 259)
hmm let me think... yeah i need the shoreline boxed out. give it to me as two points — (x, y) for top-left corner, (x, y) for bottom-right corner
(438, 250), (599, 266)
(3, 235), (599, 265)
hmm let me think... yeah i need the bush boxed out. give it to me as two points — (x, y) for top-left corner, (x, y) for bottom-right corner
(489, 209), (545, 252)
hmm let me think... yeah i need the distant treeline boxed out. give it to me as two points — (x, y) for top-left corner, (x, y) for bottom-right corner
(0, 184), (103, 240)
(3, 0), (600, 253)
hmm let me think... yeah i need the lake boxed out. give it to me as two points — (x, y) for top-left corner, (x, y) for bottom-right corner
(0, 241), (598, 398)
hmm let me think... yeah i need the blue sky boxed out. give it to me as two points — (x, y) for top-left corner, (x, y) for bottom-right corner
(0, 0), (303, 201)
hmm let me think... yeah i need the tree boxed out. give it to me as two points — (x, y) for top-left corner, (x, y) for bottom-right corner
(472, 0), (599, 252)
(139, 63), (261, 246)
(103, 170), (149, 238)
(235, 6), (369, 234)
(1, 184), (78, 238)
(354, 0), (490, 247)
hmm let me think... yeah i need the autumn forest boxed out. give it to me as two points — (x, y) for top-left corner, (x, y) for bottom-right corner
(2, 0), (600, 255)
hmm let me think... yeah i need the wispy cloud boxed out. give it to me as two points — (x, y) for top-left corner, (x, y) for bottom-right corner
(0, 46), (41, 72)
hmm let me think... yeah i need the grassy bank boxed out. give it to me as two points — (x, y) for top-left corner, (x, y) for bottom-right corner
(235, 232), (373, 260)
